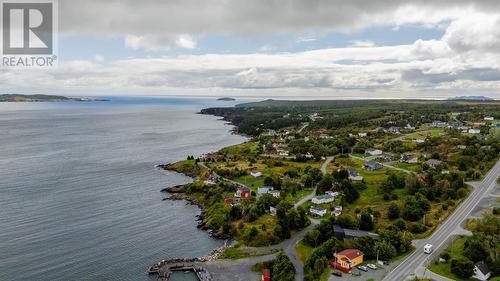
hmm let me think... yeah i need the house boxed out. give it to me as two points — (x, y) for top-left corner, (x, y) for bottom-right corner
(204, 174), (219, 186)
(405, 123), (416, 130)
(431, 121), (447, 128)
(426, 159), (442, 167)
(205, 153), (223, 161)
(319, 133), (333, 139)
(312, 194), (335, 204)
(236, 187), (252, 198)
(484, 116), (494, 121)
(257, 186), (272, 197)
(412, 138), (425, 143)
(468, 128), (481, 134)
(332, 225), (380, 241)
(325, 191), (340, 197)
(278, 150), (290, 157)
(448, 120), (463, 128)
(261, 269), (271, 281)
(331, 249), (364, 272)
(380, 152), (395, 161)
(309, 205), (327, 217)
(269, 190), (281, 198)
(363, 162), (383, 171)
(366, 148), (383, 156)
(305, 152), (314, 159)
(358, 132), (367, 137)
(331, 206), (343, 217)
(250, 169), (262, 177)
(269, 206), (277, 216)
(400, 153), (418, 164)
(472, 261), (491, 281)
(224, 195), (238, 205)
(387, 126), (401, 134)
(347, 168), (363, 181)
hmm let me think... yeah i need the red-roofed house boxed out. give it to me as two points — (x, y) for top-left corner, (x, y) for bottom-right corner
(236, 187), (251, 198)
(330, 249), (364, 272)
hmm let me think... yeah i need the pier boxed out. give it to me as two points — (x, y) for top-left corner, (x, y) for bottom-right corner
(149, 260), (212, 281)
(148, 240), (232, 280)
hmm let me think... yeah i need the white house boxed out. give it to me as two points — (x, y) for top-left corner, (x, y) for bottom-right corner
(250, 169), (262, 177)
(358, 132), (367, 137)
(366, 148), (383, 156)
(257, 186), (272, 197)
(312, 194), (335, 204)
(347, 168), (363, 181)
(309, 206), (327, 217)
(305, 152), (314, 159)
(468, 128), (481, 134)
(331, 205), (343, 217)
(270, 206), (277, 216)
(472, 261), (491, 281)
(484, 116), (494, 121)
(325, 191), (339, 197)
(269, 190), (281, 198)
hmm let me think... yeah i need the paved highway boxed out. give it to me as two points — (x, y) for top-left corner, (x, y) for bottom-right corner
(383, 159), (500, 281)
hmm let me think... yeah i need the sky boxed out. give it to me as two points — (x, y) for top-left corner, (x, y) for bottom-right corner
(2, 0), (500, 99)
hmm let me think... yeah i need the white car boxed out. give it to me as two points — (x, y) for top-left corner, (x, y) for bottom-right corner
(367, 264), (377, 270)
(424, 244), (433, 254)
(358, 265), (368, 272)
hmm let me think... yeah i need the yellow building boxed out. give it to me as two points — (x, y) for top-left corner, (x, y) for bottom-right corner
(332, 249), (364, 272)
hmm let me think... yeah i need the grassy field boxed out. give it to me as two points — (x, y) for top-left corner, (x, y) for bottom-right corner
(392, 162), (421, 172)
(428, 236), (473, 281)
(295, 240), (314, 263)
(220, 245), (278, 259)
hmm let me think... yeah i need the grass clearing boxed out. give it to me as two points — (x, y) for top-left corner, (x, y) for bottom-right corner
(428, 236), (472, 281)
(295, 240), (314, 263)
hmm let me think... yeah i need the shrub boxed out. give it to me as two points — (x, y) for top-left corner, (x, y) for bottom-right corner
(409, 223), (427, 234)
(440, 252), (450, 261)
(450, 259), (474, 278)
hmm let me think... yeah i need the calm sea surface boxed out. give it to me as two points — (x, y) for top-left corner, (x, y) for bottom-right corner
(0, 97), (248, 281)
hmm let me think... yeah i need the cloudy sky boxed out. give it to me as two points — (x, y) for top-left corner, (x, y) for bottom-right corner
(3, 0), (500, 99)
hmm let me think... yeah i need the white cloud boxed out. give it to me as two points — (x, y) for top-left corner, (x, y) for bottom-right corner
(349, 40), (376, 48)
(125, 34), (197, 51)
(2, 1), (500, 98)
(58, 0), (500, 51)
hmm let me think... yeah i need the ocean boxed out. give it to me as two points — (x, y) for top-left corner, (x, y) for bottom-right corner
(0, 97), (248, 281)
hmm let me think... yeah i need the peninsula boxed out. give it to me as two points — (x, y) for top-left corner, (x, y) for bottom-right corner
(0, 94), (109, 102)
(158, 99), (500, 281)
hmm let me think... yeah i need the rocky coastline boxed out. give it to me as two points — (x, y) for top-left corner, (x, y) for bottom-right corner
(159, 169), (232, 240)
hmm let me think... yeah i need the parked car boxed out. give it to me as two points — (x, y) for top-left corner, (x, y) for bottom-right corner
(358, 265), (368, 272)
(351, 270), (361, 276)
(367, 264), (378, 270)
(331, 271), (342, 277)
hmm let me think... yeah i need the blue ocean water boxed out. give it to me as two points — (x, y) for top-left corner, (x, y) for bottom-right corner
(0, 97), (247, 281)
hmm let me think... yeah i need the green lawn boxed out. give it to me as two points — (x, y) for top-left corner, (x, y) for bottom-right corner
(286, 188), (314, 205)
(220, 245), (278, 259)
(392, 162), (421, 172)
(295, 240), (314, 263)
(428, 236), (474, 281)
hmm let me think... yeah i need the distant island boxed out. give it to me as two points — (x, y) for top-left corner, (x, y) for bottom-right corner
(449, 95), (493, 101)
(0, 94), (109, 102)
(216, 97), (235, 101)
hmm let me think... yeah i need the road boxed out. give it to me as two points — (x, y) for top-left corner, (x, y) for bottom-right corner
(294, 156), (334, 208)
(383, 159), (500, 281)
(279, 219), (320, 281)
(298, 122), (309, 133)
